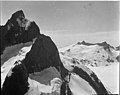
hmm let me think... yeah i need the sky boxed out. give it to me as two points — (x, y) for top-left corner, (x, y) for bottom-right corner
(0, 1), (119, 48)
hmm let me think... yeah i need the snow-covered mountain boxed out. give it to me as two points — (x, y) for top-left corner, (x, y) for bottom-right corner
(59, 41), (119, 67)
(59, 41), (119, 94)
(1, 10), (117, 95)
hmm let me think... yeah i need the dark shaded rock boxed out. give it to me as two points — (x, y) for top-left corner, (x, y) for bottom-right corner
(116, 45), (120, 51)
(116, 55), (120, 62)
(1, 62), (29, 95)
(77, 41), (95, 46)
(22, 34), (68, 79)
(60, 80), (72, 95)
(81, 41), (95, 46)
(76, 41), (114, 55)
(97, 41), (114, 51)
(73, 66), (109, 94)
(77, 41), (114, 50)
(97, 41), (108, 46)
(0, 10), (40, 55)
(106, 57), (114, 63)
(22, 34), (59, 73)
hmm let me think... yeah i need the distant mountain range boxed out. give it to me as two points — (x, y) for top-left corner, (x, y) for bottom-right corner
(59, 40), (119, 67)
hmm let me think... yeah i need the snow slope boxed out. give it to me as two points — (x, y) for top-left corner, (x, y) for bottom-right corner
(88, 63), (119, 94)
(69, 73), (96, 95)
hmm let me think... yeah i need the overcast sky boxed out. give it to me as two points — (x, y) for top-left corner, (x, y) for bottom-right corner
(0, 1), (119, 47)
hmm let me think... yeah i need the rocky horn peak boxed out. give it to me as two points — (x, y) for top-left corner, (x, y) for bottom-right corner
(10, 10), (25, 21)
(0, 10), (40, 55)
(77, 41), (95, 46)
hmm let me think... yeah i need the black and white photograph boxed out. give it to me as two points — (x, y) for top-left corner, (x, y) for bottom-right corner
(0, 0), (119, 95)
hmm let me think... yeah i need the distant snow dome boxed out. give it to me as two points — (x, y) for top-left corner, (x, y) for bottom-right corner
(59, 41), (119, 67)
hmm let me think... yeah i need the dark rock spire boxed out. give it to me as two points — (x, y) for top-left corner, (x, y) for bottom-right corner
(0, 10), (40, 55)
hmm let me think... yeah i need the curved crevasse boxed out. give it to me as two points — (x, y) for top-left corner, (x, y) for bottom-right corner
(72, 66), (108, 94)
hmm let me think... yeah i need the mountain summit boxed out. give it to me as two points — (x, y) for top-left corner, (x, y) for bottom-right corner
(0, 10), (40, 55)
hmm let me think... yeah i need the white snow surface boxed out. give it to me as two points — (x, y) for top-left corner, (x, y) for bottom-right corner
(69, 73), (96, 95)
(88, 63), (119, 94)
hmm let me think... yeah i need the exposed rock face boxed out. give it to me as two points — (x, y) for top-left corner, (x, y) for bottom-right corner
(116, 45), (120, 51)
(1, 62), (29, 95)
(60, 80), (72, 95)
(116, 55), (120, 62)
(77, 41), (114, 51)
(23, 34), (61, 73)
(0, 10), (40, 55)
(77, 41), (95, 46)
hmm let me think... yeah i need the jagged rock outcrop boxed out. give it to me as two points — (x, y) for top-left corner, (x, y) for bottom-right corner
(116, 55), (120, 62)
(23, 34), (61, 73)
(60, 80), (73, 95)
(77, 41), (114, 49)
(77, 41), (95, 46)
(0, 10), (40, 55)
(22, 34), (68, 78)
(77, 41), (114, 51)
(115, 46), (120, 62)
(116, 45), (120, 51)
(1, 62), (29, 95)
(97, 41), (114, 48)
